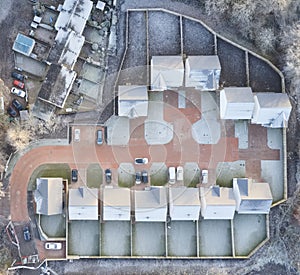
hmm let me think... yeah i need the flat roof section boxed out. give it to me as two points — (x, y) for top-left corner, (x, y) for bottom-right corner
(12, 33), (35, 56)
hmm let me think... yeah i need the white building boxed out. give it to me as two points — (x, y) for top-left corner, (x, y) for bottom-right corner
(251, 93), (292, 128)
(185, 55), (221, 91)
(34, 178), (63, 216)
(169, 187), (200, 221)
(220, 87), (255, 119)
(118, 85), (148, 118)
(68, 187), (98, 220)
(200, 186), (236, 219)
(102, 187), (131, 221)
(233, 178), (273, 214)
(135, 187), (167, 222)
(150, 56), (184, 91)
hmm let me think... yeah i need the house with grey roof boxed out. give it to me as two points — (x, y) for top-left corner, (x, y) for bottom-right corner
(12, 33), (35, 57)
(220, 87), (255, 120)
(102, 187), (131, 221)
(185, 55), (221, 91)
(135, 187), (167, 222)
(150, 56), (184, 91)
(169, 187), (200, 221)
(118, 85), (148, 118)
(200, 186), (236, 219)
(251, 93), (292, 128)
(233, 178), (273, 214)
(68, 187), (99, 220)
(34, 178), (63, 215)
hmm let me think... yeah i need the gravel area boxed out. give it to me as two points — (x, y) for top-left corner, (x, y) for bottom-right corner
(217, 38), (247, 87)
(249, 54), (282, 93)
(183, 18), (214, 55)
(148, 11), (181, 56)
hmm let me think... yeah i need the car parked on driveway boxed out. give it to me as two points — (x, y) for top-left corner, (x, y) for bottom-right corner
(202, 169), (208, 184)
(135, 158), (148, 165)
(7, 106), (17, 117)
(74, 129), (80, 142)
(45, 242), (62, 250)
(96, 129), (103, 145)
(176, 166), (183, 181)
(71, 169), (78, 182)
(135, 171), (141, 184)
(12, 99), (24, 111)
(11, 87), (26, 98)
(13, 79), (25, 89)
(142, 170), (148, 183)
(105, 169), (112, 183)
(23, 226), (31, 241)
(11, 72), (25, 81)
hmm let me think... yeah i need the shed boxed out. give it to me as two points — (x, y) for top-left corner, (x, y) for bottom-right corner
(135, 187), (167, 222)
(118, 85), (148, 118)
(37, 64), (77, 108)
(68, 187), (98, 220)
(200, 186), (236, 219)
(169, 187), (200, 221)
(150, 56), (184, 91)
(251, 93), (292, 128)
(12, 33), (35, 56)
(220, 87), (255, 119)
(185, 55), (221, 91)
(34, 178), (63, 215)
(102, 187), (131, 221)
(233, 178), (273, 214)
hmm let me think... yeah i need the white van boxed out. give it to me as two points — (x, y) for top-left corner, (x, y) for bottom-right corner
(169, 167), (176, 184)
(176, 166), (183, 181)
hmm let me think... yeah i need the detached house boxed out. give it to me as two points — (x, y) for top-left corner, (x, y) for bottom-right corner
(200, 186), (236, 220)
(233, 178), (272, 214)
(150, 56), (184, 91)
(185, 55), (221, 91)
(169, 187), (200, 221)
(135, 187), (167, 222)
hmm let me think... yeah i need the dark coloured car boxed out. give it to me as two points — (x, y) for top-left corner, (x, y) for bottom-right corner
(135, 172), (141, 184)
(105, 169), (112, 184)
(11, 72), (25, 81)
(134, 158), (148, 165)
(12, 99), (24, 111)
(23, 226), (31, 241)
(142, 170), (148, 184)
(71, 169), (78, 182)
(7, 106), (17, 117)
(13, 79), (25, 89)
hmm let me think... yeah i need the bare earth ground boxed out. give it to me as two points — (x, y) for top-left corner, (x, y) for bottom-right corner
(1, 0), (299, 274)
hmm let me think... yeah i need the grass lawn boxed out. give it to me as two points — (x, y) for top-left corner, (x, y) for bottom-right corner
(28, 163), (71, 191)
(86, 163), (102, 188)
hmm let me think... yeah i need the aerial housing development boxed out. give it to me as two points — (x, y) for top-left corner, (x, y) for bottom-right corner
(0, 0), (297, 273)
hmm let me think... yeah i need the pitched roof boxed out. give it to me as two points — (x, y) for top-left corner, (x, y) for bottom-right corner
(135, 187), (167, 209)
(186, 55), (221, 71)
(34, 178), (63, 215)
(68, 187), (98, 220)
(170, 187), (200, 206)
(255, 93), (291, 109)
(200, 186), (235, 205)
(222, 87), (254, 103)
(103, 187), (131, 207)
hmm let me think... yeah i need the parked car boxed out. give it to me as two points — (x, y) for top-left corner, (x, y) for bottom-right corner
(23, 226), (31, 241)
(135, 158), (148, 165)
(168, 167), (176, 184)
(7, 106), (17, 117)
(176, 166), (183, 181)
(74, 129), (80, 142)
(11, 87), (26, 98)
(45, 242), (62, 250)
(11, 72), (25, 81)
(13, 79), (25, 89)
(135, 172), (141, 184)
(105, 169), (112, 184)
(142, 170), (148, 183)
(202, 169), (208, 184)
(71, 169), (78, 182)
(96, 129), (103, 145)
(12, 99), (24, 111)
